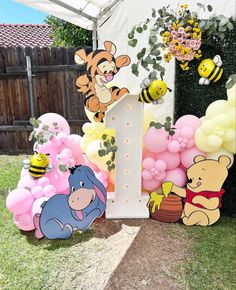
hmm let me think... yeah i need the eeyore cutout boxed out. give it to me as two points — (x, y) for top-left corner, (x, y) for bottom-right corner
(33, 165), (107, 240)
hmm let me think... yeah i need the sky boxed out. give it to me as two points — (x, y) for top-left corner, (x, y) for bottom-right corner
(0, 0), (48, 24)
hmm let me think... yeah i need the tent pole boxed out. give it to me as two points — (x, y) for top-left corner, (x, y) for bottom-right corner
(92, 21), (97, 50)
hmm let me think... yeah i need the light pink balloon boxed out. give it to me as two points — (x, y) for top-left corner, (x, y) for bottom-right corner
(34, 140), (58, 164)
(155, 171), (166, 181)
(157, 151), (180, 170)
(37, 176), (50, 187)
(175, 115), (201, 131)
(46, 167), (70, 193)
(6, 188), (34, 214)
(61, 148), (72, 158)
(155, 160), (167, 171)
(143, 158), (155, 169)
(58, 152), (70, 164)
(32, 197), (49, 216)
(144, 127), (169, 153)
(17, 175), (37, 190)
(56, 132), (68, 143)
(168, 140), (180, 153)
(180, 147), (205, 168)
(37, 113), (70, 135)
(95, 171), (109, 188)
(142, 169), (153, 181)
(20, 168), (29, 178)
(164, 168), (186, 187)
(142, 147), (157, 159)
(180, 126), (194, 139)
(14, 212), (34, 231)
(142, 179), (161, 191)
(31, 186), (43, 199)
(43, 184), (56, 197)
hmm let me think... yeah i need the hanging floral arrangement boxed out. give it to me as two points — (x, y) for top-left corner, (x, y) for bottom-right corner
(128, 3), (234, 78)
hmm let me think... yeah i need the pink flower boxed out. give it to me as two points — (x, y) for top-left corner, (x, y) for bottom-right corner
(178, 37), (184, 43)
(178, 27), (185, 33)
(190, 40), (197, 48)
(168, 25), (172, 31)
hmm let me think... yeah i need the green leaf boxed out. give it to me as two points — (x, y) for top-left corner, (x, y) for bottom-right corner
(150, 35), (157, 44)
(108, 166), (112, 172)
(149, 71), (157, 80)
(102, 134), (107, 140)
(207, 5), (213, 12)
(128, 39), (138, 47)
(136, 27), (143, 33)
(111, 146), (118, 153)
(149, 121), (155, 127)
(219, 17), (229, 27)
(53, 122), (58, 126)
(110, 136), (115, 145)
(169, 130), (175, 136)
(28, 131), (35, 141)
(98, 150), (105, 157)
(151, 49), (161, 56)
(106, 160), (111, 165)
(152, 8), (156, 18)
(111, 164), (115, 170)
(59, 164), (67, 172)
(128, 32), (134, 39)
(196, 3), (205, 11)
(104, 141), (108, 147)
(225, 74), (236, 89)
(131, 63), (139, 76)
(227, 21), (234, 30)
(166, 116), (171, 122)
(42, 125), (49, 131)
(111, 154), (115, 162)
(155, 123), (162, 129)
(143, 24), (147, 30)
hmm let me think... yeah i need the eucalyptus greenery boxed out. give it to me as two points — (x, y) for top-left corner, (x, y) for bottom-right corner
(128, 3), (234, 79)
(149, 116), (176, 137)
(225, 74), (236, 90)
(28, 118), (57, 145)
(98, 134), (118, 171)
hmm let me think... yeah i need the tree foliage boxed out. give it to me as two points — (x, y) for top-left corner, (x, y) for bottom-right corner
(45, 16), (92, 47)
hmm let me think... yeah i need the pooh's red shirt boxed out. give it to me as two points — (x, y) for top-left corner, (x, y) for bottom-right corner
(184, 188), (225, 209)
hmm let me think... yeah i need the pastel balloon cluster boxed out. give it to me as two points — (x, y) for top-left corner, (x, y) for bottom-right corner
(81, 122), (115, 172)
(6, 114), (83, 231)
(195, 85), (236, 160)
(142, 115), (205, 191)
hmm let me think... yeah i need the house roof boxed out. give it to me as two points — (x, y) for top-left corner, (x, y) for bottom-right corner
(0, 24), (53, 47)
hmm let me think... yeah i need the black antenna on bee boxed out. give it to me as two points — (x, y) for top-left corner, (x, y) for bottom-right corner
(69, 165), (82, 174)
(167, 87), (172, 92)
(34, 151), (38, 154)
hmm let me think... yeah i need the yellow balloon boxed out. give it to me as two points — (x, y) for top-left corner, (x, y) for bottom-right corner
(223, 128), (235, 142)
(206, 100), (230, 119)
(201, 119), (215, 134)
(223, 141), (236, 154)
(228, 107), (236, 130)
(195, 128), (217, 152)
(207, 148), (234, 168)
(212, 114), (231, 128)
(207, 134), (223, 149)
(227, 83), (236, 106)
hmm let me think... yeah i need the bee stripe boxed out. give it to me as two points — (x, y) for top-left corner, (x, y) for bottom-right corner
(146, 89), (154, 102)
(213, 68), (223, 82)
(208, 65), (218, 81)
(31, 165), (46, 170)
(29, 169), (46, 174)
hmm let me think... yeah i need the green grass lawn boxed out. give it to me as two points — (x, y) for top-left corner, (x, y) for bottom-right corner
(0, 155), (235, 289)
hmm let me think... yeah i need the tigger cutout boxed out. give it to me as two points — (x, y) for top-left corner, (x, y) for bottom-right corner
(75, 41), (131, 122)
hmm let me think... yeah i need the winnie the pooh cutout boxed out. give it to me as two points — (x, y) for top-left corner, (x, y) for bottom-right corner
(33, 165), (107, 240)
(75, 41), (131, 123)
(162, 155), (231, 226)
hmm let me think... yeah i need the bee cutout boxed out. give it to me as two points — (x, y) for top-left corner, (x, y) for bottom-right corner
(23, 151), (54, 179)
(198, 55), (223, 85)
(139, 78), (171, 104)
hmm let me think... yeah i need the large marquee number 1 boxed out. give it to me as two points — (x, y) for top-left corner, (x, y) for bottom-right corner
(105, 94), (149, 218)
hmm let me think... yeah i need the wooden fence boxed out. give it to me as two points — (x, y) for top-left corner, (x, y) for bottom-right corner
(0, 46), (88, 154)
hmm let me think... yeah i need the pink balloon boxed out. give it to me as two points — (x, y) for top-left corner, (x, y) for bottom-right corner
(144, 127), (169, 153)
(17, 175), (37, 190)
(155, 160), (167, 171)
(142, 170), (153, 181)
(155, 171), (166, 181)
(142, 179), (161, 191)
(180, 126), (194, 139)
(157, 151), (180, 170)
(20, 168), (29, 178)
(46, 167), (70, 193)
(164, 168), (186, 187)
(31, 186), (43, 198)
(37, 113), (70, 135)
(32, 197), (49, 216)
(34, 140), (58, 164)
(59, 152), (70, 164)
(168, 140), (180, 153)
(14, 212), (34, 231)
(6, 188), (34, 214)
(43, 184), (56, 197)
(142, 147), (157, 159)
(37, 176), (50, 187)
(61, 148), (72, 158)
(95, 171), (109, 188)
(181, 147), (205, 168)
(175, 115), (201, 131)
(56, 132), (68, 143)
(143, 158), (155, 169)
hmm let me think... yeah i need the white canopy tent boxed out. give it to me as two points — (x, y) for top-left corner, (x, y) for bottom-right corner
(15, 0), (122, 49)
